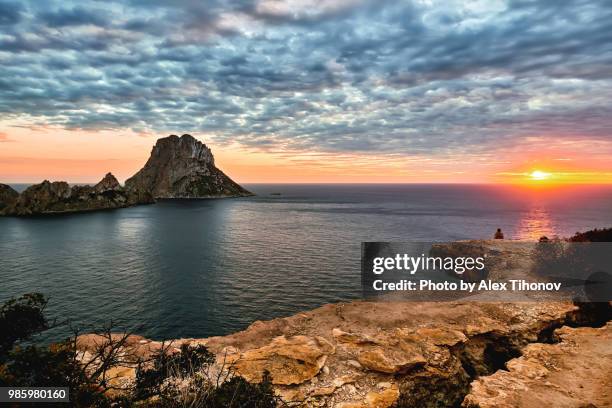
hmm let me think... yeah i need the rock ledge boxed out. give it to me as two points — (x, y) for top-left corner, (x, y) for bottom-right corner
(79, 300), (611, 407)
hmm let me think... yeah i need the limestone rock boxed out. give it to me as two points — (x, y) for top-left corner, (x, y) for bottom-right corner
(311, 386), (337, 396)
(365, 383), (400, 408)
(334, 328), (427, 374)
(462, 323), (612, 408)
(356, 346), (426, 374)
(336, 403), (366, 408)
(125, 134), (252, 198)
(77, 296), (610, 407)
(228, 335), (335, 385)
(335, 384), (399, 408)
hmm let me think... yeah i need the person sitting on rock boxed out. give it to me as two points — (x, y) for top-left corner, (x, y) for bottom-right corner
(494, 228), (504, 239)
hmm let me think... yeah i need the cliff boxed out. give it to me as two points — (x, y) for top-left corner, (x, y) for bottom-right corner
(463, 322), (611, 408)
(1, 173), (153, 216)
(76, 240), (611, 407)
(0, 183), (19, 212)
(125, 134), (252, 198)
(78, 301), (611, 407)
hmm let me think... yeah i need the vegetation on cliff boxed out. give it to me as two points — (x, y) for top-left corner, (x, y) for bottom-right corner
(0, 293), (277, 407)
(569, 227), (612, 242)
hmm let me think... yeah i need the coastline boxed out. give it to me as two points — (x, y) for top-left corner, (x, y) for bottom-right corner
(73, 238), (611, 406)
(77, 300), (611, 407)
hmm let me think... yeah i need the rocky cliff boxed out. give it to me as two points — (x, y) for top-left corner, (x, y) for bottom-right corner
(1, 173), (153, 216)
(463, 322), (611, 408)
(79, 301), (611, 408)
(77, 240), (611, 407)
(125, 134), (252, 198)
(0, 183), (19, 212)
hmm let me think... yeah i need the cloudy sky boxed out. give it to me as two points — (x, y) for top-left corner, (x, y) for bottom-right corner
(1, 0), (611, 183)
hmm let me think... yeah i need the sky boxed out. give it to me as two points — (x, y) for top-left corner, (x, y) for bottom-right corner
(1, 0), (612, 183)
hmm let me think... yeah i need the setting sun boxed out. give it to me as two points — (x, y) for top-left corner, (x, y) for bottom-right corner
(529, 170), (552, 181)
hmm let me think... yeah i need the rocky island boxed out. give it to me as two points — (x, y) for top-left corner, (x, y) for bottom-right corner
(0, 134), (251, 216)
(0, 183), (19, 212)
(126, 134), (252, 198)
(0, 173), (153, 216)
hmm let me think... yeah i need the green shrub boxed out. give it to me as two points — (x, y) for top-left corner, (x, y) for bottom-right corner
(0, 293), (49, 359)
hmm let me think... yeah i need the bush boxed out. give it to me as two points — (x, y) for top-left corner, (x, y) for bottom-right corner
(135, 343), (215, 401)
(136, 343), (278, 407)
(0, 293), (49, 359)
(207, 372), (276, 408)
(0, 293), (114, 406)
(531, 229), (612, 303)
(0, 293), (280, 407)
(569, 227), (612, 242)
(532, 237), (565, 277)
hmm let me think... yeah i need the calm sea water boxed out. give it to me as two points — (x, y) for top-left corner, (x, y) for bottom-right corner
(1, 184), (611, 340)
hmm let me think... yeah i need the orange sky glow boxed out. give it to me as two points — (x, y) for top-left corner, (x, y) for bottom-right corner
(2, 1), (612, 187)
(1, 125), (611, 185)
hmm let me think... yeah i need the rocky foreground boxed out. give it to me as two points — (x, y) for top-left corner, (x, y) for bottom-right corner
(78, 301), (611, 407)
(0, 134), (251, 216)
(463, 322), (611, 408)
(77, 241), (611, 407)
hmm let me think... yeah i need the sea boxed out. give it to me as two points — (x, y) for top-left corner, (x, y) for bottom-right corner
(1, 184), (611, 341)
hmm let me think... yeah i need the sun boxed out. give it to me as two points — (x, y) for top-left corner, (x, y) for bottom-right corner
(529, 170), (552, 181)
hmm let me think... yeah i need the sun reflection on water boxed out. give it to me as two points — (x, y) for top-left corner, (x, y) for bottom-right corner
(516, 206), (557, 240)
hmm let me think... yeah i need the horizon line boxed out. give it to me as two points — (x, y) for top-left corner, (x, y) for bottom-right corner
(5, 181), (612, 186)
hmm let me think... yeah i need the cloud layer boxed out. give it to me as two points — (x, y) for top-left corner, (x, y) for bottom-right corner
(1, 0), (611, 155)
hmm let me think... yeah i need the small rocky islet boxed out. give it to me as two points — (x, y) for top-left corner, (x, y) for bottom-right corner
(0, 134), (252, 216)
